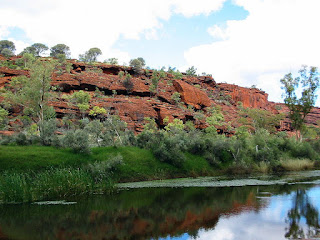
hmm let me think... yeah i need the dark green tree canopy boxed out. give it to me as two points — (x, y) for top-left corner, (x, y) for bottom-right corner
(281, 65), (319, 135)
(0, 40), (16, 57)
(50, 44), (71, 58)
(20, 43), (48, 57)
(79, 47), (102, 62)
(31, 43), (49, 56)
(129, 57), (146, 73)
(19, 46), (37, 56)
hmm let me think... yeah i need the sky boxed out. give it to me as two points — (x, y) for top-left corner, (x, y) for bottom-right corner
(1, 0), (320, 105)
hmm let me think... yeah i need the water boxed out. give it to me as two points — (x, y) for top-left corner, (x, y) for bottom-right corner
(0, 172), (320, 240)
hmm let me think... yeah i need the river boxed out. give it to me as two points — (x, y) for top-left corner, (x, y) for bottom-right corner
(0, 171), (320, 240)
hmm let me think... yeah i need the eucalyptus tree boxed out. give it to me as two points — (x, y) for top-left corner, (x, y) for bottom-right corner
(280, 65), (319, 140)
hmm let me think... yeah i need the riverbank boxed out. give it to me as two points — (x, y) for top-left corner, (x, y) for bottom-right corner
(0, 145), (318, 203)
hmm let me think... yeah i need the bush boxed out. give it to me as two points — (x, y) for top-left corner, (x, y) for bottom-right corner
(87, 154), (123, 182)
(14, 132), (30, 146)
(63, 129), (90, 154)
(39, 119), (56, 146)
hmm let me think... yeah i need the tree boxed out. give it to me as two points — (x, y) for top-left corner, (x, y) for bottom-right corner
(5, 59), (56, 134)
(122, 73), (134, 93)
(104, 58), (118, 65)
(129, 57), (145, 74)
(19, 46), (37, 56)
(239, 108), (284, 133)
(71, 90), (91, 118)
(0, 40), (15, 57)
(15, 53), (36, 68)
(0, 106), (8, 129)
(50, 44), (71, 58)
(79, 47), (102, 63)
(186, 66), (197, 76)
(21, 43), (48, 57)
(31, 43), (49, 56)
(149, 69), (166, 94)
(280, 65), (319, 140)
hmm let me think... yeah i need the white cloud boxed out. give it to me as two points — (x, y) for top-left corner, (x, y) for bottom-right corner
(184, 0), (320, 104)
(0, 0), (226, 63)
(172, 0), (225, 17)
(194, 212), (286, 240)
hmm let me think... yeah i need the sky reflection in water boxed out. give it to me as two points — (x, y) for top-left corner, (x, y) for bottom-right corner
(0, 179), (320, 240)
(161, 186), (320, 240)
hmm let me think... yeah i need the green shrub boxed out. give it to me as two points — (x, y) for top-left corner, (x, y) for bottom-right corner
(39, 119), (56, 146)
(14, 132), (30, 146)
(63, 129), (90, 154)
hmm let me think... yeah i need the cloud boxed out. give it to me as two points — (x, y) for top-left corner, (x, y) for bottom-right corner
(184, 0), (320, 104)
(194, 212), (285, 240)
(0, 0), (226, 63)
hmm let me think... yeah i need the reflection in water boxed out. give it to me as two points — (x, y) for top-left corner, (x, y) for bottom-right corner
(285, 189), (320, 239)
(0, 184), (319, 240)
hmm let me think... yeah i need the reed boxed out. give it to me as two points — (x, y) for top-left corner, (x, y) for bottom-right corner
(0, 168), (114, 203)
(280, 159), (315, 171)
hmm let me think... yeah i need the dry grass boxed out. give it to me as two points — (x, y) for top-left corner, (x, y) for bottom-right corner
(280, 159), (315, 171)
(254, 161), (270, 173)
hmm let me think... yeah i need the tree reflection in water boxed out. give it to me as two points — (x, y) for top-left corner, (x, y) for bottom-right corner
(285, 189), (320, 239)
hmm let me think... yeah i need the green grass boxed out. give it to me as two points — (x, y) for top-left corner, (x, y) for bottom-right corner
(0, 145), (211, 180)
(0, 146), (91, 171)
(0, 145), (213, 203)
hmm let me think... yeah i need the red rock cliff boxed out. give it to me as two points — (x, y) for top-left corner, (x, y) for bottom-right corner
(1, 55), (319, 134)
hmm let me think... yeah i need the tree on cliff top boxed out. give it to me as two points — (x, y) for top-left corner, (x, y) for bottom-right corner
(79, 48), (102, 63)
(280, 65), (319, 140)
(0, 40), (15, 57)
(50, 44), (71, 58)
(129, 57), (146, 74)
(20, 43), (49, 57)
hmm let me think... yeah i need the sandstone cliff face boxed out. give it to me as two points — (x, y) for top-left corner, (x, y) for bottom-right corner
(1, 55), (319, 134)
(217, 83), (269, 109)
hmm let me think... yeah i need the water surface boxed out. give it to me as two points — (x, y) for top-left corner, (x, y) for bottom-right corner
(0, 171), (320, 240)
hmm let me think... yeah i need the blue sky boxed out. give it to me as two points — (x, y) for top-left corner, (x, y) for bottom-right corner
(1, 0), (320, 105)
(114, 0), (248, 69)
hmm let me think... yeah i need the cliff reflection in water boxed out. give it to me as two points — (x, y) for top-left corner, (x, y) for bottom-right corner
(0, 184), (319, 240)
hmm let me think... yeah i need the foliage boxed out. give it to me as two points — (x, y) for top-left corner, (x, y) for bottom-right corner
(239, 107), (284, 133)
(186, 66), (197, 76)
(63, 129), (90, 154)
(104, 58), (118, 65)
(39, 119), (57, 146)
(171, 92), (181, 104)
(129, 57), (145, 74)
(50, 44), (71, 58)
(100, 115), (128, 147)
(280, 65), (320, 138)
(79, 47), (102, 62)
(4, 60), (56, 135)
(164, 118), (184, 132)
(84, 120), (104, 146)
(0, 106), (8, 129)
(143, 117), (158, 133)
(15, 53), (36, 68)
(20, 43), (48, 57)
(71, 90), (91, 116)
(89, 106), (107, 117)
(149, 69), (166, 93)
(122, 73), (134, 92)
(0, 40), (15, 57)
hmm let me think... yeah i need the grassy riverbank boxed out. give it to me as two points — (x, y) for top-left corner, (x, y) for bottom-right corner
(0, 145), (317, 203)
(0, 145), (213, 203)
